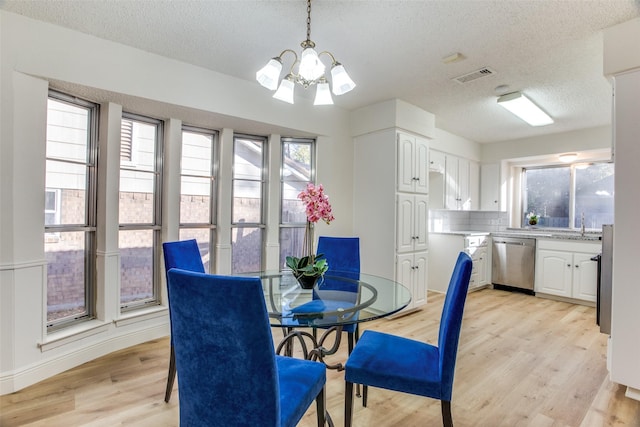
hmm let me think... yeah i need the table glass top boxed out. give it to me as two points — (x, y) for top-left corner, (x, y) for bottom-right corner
(243, 271), (412, 328)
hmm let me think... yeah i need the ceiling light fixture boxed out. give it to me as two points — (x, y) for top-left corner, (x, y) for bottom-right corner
(497, 91), (554, 126)
(559, 153), (578, 163)
(256, 0), (355, 105)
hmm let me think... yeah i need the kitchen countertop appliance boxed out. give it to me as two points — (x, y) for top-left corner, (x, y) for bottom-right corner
(492, 236), (536, 294)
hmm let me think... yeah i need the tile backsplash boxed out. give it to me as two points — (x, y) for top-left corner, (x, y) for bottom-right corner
(429, 210), (508, 232)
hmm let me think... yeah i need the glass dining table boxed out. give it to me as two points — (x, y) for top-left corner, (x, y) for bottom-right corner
(243, 270), (412, 370)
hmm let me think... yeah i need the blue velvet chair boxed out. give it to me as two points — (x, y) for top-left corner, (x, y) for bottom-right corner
(162, 239), (205, 402)
(344, 252), (473, 427)
(314, 236), (361, 353)
(167, 268), (327, 427)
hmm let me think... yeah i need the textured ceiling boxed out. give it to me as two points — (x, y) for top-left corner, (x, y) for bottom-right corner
(2, 0), (639, 143)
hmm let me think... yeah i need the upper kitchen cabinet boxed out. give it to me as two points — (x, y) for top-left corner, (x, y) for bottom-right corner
(480, 163), (503, 211)
(430, 150), (479, 210)
(397, 133), (429, 194)
(429, 149), (446, 174)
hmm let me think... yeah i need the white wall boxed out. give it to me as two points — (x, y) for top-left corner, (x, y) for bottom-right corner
(431, 127), (481, 162)
(481, 125), (611, 164)
(603, 17), (640, 399)
(0, 10), (353, 394)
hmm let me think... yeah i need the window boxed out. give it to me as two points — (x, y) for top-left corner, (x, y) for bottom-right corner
(179, 126), (218, 272)
(522, 162), (614, 230)
(279, 138), (315, 269)
(231, 134), (266, 273)
(119, 113), (163, 310)
(44, 91), (98, 330)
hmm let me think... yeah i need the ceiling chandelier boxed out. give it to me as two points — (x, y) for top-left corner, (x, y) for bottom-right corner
(255, 0), (356, 105)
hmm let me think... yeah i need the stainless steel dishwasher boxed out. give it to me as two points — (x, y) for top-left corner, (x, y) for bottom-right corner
(492, 237), (536, 293)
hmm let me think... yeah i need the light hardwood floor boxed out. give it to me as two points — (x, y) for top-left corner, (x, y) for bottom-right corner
(1, 288), (639, 426)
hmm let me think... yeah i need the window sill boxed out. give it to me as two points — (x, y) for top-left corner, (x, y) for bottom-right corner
(113, 305), (169, 327)
(39, 319), (110, 352)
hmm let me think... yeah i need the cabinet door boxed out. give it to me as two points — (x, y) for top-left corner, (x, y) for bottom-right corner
(444, 155), (459, 209)
(397, 133), (416, 193)
(414, 137), (429, 194)
(414, 195), (429, 252)
(429, 150), (445, 173)
(535, 250), (572, 297)
(480, 163), (501, 211)
(396, 253), (416, 310)
(572, 253), (598, 302)
(396, 194), (414, 253)
(468, 161), (480, 211)
(458, 157), (470, 210)
(475, 247), (488, 285)
(412, 251), (428, 307)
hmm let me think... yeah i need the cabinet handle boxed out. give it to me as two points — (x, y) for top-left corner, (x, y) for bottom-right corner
(567, 264), (571, 268)
(575, 265), (579, 268)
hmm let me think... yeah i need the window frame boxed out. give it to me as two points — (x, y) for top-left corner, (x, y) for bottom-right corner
(230, 133), (267, 273)
(521, 161), (614, 230)
(118, 112), (164, 312)
(279, 137), (316, 268)
(45, 90), (99, 331)
(179, 125), (219, 272)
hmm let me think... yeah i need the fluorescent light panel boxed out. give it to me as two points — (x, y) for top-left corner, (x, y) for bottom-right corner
(497, 92), (554, 126)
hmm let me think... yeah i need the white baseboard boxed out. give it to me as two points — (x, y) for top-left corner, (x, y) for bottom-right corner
(625, 386), (640, 401)
(0, 324), (169, 395)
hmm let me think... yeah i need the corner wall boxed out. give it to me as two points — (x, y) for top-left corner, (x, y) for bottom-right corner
(0, 10), (353, 394)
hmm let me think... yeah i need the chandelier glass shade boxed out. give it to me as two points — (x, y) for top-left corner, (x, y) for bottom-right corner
(256, 0), (355, 105)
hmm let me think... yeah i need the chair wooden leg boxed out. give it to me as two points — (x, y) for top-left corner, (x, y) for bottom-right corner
(164, 345), (176, 403)
(441, 400), (453, 427)
(316, 386), (326, 427)
(345, 381), (354, 427)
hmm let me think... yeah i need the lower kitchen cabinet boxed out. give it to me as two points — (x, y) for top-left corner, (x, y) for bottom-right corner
(428, 233), (489, 293)
(535, 240), (599, 303)
(396, 251), (428, 312)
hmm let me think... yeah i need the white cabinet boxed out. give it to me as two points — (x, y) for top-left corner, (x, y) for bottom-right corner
(397, 133), (429, 194)
(535, 240), (599, 303)
(396, 251), (428, 309)
(480, 163), (502, 211)
(467, 236), (489, 289)
(443, 154), (479, 211)
(429, 149), (445, 174)
(354, 128), (430, 316)
(428, 233), (490, 293)
(396, 194), (428, 253)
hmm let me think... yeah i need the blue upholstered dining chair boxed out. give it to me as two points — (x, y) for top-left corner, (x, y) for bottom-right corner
(344, 252), (473, 427)
(167, 268), (327, 427)
(162, 239), (205, 403)
(314, 236), (361, 353)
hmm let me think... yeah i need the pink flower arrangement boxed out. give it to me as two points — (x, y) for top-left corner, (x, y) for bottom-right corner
(298, 183), (335, 225)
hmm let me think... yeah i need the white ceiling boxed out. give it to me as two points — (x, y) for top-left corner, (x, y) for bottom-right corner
(2, 0), (639, 143)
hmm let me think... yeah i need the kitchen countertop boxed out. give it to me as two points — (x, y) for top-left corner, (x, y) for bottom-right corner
(430, 229), (601, 241)
(430, 231), (490, 236)
(492, 228), (602, 241)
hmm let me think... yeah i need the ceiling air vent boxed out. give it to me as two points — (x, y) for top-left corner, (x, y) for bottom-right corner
(452, 67), (496, 84)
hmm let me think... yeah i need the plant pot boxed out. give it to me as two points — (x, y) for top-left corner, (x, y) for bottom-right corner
(529, 219), (538, 225)
(294, 274), (322, 289)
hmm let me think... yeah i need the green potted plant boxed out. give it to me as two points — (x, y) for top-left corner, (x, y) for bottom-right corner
(285, 254), (328, 289)
(527, 212), (539, 226)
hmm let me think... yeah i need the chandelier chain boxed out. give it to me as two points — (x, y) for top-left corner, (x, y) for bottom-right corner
(306, 0), (312, 43)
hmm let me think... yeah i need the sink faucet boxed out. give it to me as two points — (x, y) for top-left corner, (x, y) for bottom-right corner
(581, 212), (585, 236)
